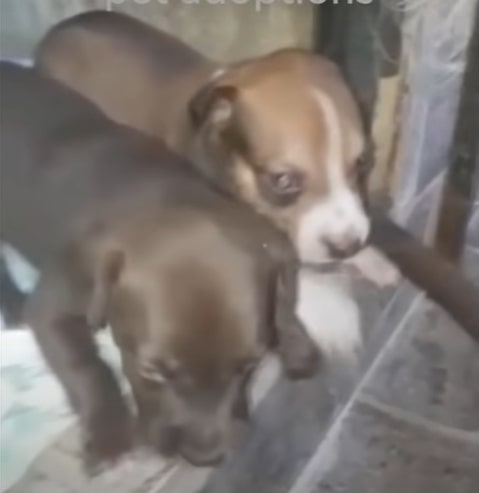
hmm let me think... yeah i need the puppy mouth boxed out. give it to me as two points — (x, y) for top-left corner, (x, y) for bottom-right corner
(302, 261), (343, 273)
(301, 260), (363, 278)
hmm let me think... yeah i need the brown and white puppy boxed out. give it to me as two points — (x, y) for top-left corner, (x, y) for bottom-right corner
(35, 11), (399, 359)
(0, 63), (318, 470)
(35, 11), (372, 264)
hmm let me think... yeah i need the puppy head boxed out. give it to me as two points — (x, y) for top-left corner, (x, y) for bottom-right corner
(188, 50), (372, 265)
(106, 251), (263, 467)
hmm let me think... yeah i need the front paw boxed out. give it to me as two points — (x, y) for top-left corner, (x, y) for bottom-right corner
(282, 349), (320, 380)
(280, 333), (321, 380)
(83, 408), (133, 474)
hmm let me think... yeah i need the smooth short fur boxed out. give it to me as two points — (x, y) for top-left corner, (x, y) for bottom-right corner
(36, 11), (376, 265)
(35, 11), (402, 361)
(0, 63), (318, 470)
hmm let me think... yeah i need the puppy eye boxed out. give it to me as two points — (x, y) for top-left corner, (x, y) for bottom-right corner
(139, 357), (182, 386)
(156, 359), (184, 381)
(140, 372), (166, 392)
(270, 171), (302, 194)
(260, 170), (303, 206)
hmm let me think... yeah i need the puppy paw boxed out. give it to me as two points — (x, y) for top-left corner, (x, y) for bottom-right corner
(83, 409), (134, 475)
(280, 335), (321, 380)
(346, 246), (401, 287)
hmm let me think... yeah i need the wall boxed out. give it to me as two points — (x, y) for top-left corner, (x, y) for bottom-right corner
(0, 0), (314, 62)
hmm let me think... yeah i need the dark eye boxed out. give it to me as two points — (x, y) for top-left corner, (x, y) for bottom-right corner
(157, 359), (184, 381)
(139, 357), (183, 386)
(139, 371), (166, 392)
(271, 171), (301, 193)
(260, 170), (303, 206)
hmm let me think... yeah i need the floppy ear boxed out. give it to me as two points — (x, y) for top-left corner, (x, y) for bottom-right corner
(86, 249), (124, 329)
(188, 83), (238, 130)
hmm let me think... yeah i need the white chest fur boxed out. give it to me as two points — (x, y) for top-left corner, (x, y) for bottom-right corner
(296, 268), (361, 362)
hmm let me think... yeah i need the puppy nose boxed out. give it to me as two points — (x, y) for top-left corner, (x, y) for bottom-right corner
(324, 236), (364, 259)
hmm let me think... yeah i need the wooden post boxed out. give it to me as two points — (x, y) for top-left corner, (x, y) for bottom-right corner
(434, 2), (479, 263)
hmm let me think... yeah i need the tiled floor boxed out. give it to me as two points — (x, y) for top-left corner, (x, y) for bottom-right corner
(308, 395), (479, 493)
(289, 205), (479, 493)
(364, 300), (479, 432)
(296, 301), (479, 493)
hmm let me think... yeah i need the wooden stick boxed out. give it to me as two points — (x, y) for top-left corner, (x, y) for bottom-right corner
(435, 2), (479, 262)
(370, 213), (479, 341)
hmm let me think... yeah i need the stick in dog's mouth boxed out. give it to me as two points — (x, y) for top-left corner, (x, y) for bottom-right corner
(301, 260), (363, 278)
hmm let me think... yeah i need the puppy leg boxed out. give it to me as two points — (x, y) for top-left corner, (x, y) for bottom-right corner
(25, 266), (132, 472)
(273, 261), (321, 379)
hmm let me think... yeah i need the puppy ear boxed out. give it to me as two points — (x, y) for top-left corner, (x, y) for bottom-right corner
(188, 83), (238, 130)
(87, 249), (124, 328)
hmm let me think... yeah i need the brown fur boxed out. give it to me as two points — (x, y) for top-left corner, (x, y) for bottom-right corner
(35, 11), (368, 250)
(35, 11), (479, 336)
(0, 63), (319, 471)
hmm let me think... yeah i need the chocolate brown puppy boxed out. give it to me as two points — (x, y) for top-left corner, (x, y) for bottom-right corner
(0, 63), (318, 470)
